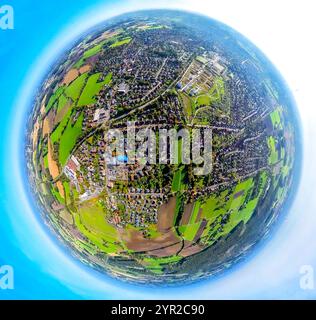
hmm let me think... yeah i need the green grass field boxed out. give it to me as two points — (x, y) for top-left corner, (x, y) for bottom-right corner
(49, 72), (89, 146)
(209, 77), (225, 100)
(73, 200), (124, 254)
(194, 76), (225, 108)
(103, 72), (112, 85)
(110, 37), (132, 48)
(43, 154), (49, 169)
(51, 187), (65, 205)
(196, 95), (211, 106)
(78, 72), (112, 107)
(59, 112), (84, 165)
(178, 200), (201, 241)
(63, 181), (71, 204)
(79, 203), (117, 241)
(74, 41), (106, 68)
(137, 25), (166, 32)
(267, 136), (279, 165)
(225, 173), (268, 233)
(195, 173), (268, 245)
(182, 222), (201, 241)
(51, 72), (109, 164)
(171, 138), (186, 192)
(50, 109), (72, 145)
(171, 169), (183, 192)
(64, 73), (88, 101)
(143, 255), (182, 274)
(46, 86), (65, 112)
(270, 107), (283, 129)
(49, 71), (91, 153)
(173, 195), (183, 226)
(179, 91), (194, 118)
(189, 201), (201, 225)
(56, 94), (69, 113)
(147, 224), (162, 239)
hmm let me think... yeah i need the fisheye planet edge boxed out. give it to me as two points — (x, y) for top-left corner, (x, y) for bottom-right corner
(25, 9), (300, 285)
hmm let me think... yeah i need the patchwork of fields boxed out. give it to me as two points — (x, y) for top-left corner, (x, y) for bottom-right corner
(27, 13), (296, 283)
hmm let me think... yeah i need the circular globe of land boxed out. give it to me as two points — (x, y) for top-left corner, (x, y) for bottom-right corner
(26, 10), (298, 284)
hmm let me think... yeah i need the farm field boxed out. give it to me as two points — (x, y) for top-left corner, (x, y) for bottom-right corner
(110, 37), (132, 48)
(78, 72), (112, 106)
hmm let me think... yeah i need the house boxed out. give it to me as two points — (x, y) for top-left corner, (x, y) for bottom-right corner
(118, 82), (129, 94)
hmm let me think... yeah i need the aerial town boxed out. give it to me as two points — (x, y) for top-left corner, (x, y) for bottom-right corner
(26, 11), (296, 284)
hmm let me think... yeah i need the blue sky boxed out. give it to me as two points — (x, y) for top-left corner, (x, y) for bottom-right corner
(1, 0), (316, 299)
